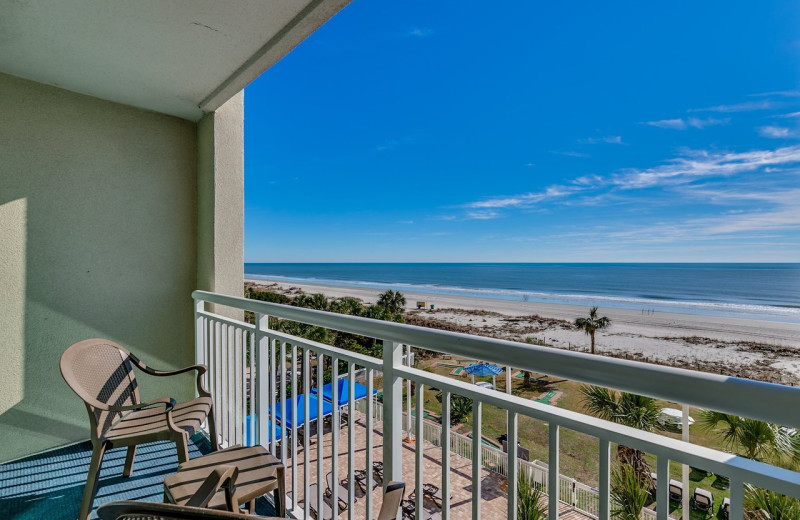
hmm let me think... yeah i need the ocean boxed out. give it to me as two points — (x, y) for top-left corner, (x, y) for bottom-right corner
(244, 263), (800, 322)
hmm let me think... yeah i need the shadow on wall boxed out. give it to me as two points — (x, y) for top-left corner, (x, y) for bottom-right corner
(0, 73), (199, 461)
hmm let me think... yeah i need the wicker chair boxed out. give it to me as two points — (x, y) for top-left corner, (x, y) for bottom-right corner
(60, 338), (218, 520)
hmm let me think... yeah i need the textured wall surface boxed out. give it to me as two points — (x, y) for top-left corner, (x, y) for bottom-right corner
(0, 73), (199, 461)
(197, 90), (244, 315)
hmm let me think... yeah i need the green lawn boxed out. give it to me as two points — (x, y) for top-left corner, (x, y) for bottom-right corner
(410, 353), (741, 513)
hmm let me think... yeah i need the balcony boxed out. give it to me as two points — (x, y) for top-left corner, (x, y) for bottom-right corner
(3, 290), (800, 520)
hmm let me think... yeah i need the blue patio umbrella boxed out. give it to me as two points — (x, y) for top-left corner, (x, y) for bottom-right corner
(464, 363), (503, 377)
(272, 393), (332, 429)
(311, 378), (377, 408)
(464, 362), (503, 386)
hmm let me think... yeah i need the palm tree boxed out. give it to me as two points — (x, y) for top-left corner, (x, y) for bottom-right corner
(699, 411), (794, 463)
(744, 484), (800, 520)
(611, 465), (650, 520)
(581, 385), (664, 479)
(377, 290), (406, 316)
(574, 306), (611, 354)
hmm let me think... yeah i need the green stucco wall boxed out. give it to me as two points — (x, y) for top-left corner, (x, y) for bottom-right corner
(0, 73), (200, 461)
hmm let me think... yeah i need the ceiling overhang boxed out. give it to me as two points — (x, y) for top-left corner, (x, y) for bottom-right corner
(0, 0), (351, 121)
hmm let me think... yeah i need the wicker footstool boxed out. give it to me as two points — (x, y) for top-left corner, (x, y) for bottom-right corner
(164, 444), (285, 516)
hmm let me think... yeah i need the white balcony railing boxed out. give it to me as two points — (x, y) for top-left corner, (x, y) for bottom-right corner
(193, 290), (800, 520)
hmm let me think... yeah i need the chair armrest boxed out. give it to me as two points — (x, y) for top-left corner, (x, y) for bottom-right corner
(185, 465), (240, 510)
(128, 354), (211, 398)
(107, 397), (176, 413)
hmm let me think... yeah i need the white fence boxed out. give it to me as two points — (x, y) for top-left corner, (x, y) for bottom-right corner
(194, 290), (800, 520)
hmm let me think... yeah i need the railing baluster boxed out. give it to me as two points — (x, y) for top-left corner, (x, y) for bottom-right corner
(291, 343), (298, 501)
(270, 337), (277, 455)
(332, 357), (340, 517)
(303, 347), (311, 520)
(280, 341), (287, 463)
(249, 331), (255, 447)
(256, 313), (269, 450)
(366, 368), (374, 520)
(316, 352), (324, 518)
(441, 390), (451, 520)
(225, 323), (232, 445)
(234, 327), (242, 445)
(415, 383), (425, 520)
(730, 476), (744, 520)
(598, 438), (610, 520)
(507, 411), (518, 520)
(656, 455), (669, 520)
(549, 423), (560, 520)
(472, 399), (482, 520)
(348, 362), (355, 520)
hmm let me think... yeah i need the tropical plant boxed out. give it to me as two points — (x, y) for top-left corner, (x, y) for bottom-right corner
(574, 306), (611, 354)
(329, 296), (364, 315)
(744, 484), (800, 520)
(580, 385), (664, 480)
(444, 394), (472, 426)
(611, 465), (650, 520)
(517, 471), (547, 520)
(377, 289), (406, 316)
(699, 411), (795, 463)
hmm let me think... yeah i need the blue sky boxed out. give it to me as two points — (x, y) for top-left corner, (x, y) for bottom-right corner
(244, 1), (800, 262)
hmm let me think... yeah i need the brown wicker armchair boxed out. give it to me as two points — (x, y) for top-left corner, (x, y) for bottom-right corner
(60, 338), (219, 520)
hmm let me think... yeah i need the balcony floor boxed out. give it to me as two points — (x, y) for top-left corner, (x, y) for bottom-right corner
(0, 433), (276, 520)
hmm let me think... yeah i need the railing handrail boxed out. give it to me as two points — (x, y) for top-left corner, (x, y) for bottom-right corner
(194, 290), (800, 429)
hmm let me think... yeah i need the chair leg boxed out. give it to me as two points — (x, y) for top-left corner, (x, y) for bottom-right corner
(208, 407), (219, 451)
(78, 442), (107, 520)
(122, 445), (136, 477)
(175, 432), (189, 464)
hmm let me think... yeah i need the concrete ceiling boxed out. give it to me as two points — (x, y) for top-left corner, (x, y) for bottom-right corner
(0, 0), (350, 121)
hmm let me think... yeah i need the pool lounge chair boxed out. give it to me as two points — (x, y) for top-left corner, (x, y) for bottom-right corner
(721, 497), (731, 520)
(668, 479), (683, 502)
(692, 487), (714, 514)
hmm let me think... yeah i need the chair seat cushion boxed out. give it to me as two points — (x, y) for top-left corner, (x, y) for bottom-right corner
(105, 397), (212, 441)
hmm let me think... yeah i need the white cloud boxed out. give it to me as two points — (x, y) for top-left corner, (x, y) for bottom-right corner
(580, 135), (624, 145)
(689, 100), (777, 113)
(612, 145), (800, 189)
(465, 210), (501, 220)
(406, 27), (434, 38)
(645, 118), (687, 130)
(758, 126), (795, 138)
(550, 150), (590, 158)
(750, 90), (800, 98)
(774, 111), (800, 118)
(645, 117), (729, 130)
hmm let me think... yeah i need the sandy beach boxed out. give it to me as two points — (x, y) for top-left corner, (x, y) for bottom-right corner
(245, 278), (800, 383)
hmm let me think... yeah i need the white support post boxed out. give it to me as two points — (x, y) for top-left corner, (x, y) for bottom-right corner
(415, 383), (425, 520)
(682, 404), (690, 518)
(549, 423), (560, 520)
(598, 438), (610, 520)
(382, 340), (403, 485)
(730, 476), (744, 520)
(656, 456), (669, 520)
(194, 299), (205, 387)
(507, 411), (518, 520)
(472, 399), (482, 520)
(441, 391), (451, 520)
(256, 313), (269, 450)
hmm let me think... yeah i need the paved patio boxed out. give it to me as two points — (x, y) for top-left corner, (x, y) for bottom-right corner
(282, 410), (594, 520)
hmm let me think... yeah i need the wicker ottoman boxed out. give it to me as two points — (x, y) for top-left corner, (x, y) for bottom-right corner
(164, 444), (285, 516)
